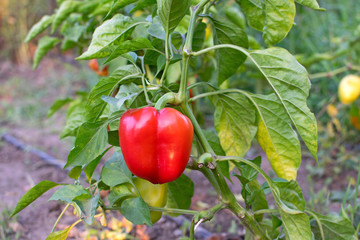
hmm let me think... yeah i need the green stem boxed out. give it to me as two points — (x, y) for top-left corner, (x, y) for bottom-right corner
(306, 209), (325, 240)
(159, 60), (170, 86)
(178, 0), (210, 102)
(228, 202), (269, 240)
(309, 64), (360, 79)
(104, 206), (198, 215)
(189, 89), (242, 102)
(192, 44), (247, 57)
(181, 102), (213, 154)
(51, 203), (70, 232)
(160, 26), (171, 86)
(189, 219), (195, 240)
(148, 206), (198, 215)
(254, 209), (279, 215)
(141, 75), (151, 104)
(154, 92), (177, 110)
(200, 168), (222, 195)
(178, 56), (191, 101)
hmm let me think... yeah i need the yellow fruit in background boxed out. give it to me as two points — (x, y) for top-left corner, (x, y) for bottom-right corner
(132, 10), (143, 17)
(205, 24), (211, 40)
(338, 75), (360, 104)
(326, 104), (338, 117)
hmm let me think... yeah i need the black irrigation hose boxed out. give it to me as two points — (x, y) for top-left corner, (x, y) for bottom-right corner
(1, 133), (66, 169)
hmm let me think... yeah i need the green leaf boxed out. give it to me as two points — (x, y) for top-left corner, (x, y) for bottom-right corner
(108, 130), (120, 147)
(166, 174), (194, 216)
(86, 65), (140, 122)
(211, 93), (257, 157)
(52, 0), (81, 33)
(130, 0), (156, 13)
(157, 0), (190, 34)
(237, 0), (296, 46)
(210, 16), (248, 84)
(77, 14), (145, 60)
(11, 181), (60, 217)
(295, 0), (322, 10)
(33, 36), (61, 69)
(237, 0), (264, 32)
(229, 157), (311, 240)
(192, 22), (206, 52)
(121, 197), (152, 225)
(236, 156), (261, 182)
(68, 166), (82, 179)
(106, 38), (155, 63)
(251, 93), (301, 180)
(275, 180), (311, 240)
(48, 97), (73, 117)
(60, 99), (86, 139)
(248, 47), (318, 161)
(280, 211), (312, 240)
(62, 24), (86, 43)
(203, 130), (225, 156)
(49, 185), (90, 203)
(276, 181), (305, 211)
(106, 0), (138, 18)
(45, 227), (72, 240)
(234, 157), (268, 221)
(65, 121), (108, 168)
(225, 7), (246, 29)
(84, 147), (112, 181)
(262, 0), (295, 46)
(101, 151), (132, 187)
(308, 210), (357, 240)
(73, 193), (100, 224)
(25, 15), (54, 42)
(108, 184), (134, 206)
(246, 180), (268, 221)
(147, 17), (166, 40)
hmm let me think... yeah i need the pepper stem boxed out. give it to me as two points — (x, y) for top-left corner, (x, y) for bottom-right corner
(154, 92), (177, 110)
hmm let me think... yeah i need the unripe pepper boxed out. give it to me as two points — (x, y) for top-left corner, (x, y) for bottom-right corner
(119, 107), (193, 184)
(133, 178), (168, 223)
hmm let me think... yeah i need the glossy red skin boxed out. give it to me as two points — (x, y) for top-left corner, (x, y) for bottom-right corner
(119, 107), (193, 184)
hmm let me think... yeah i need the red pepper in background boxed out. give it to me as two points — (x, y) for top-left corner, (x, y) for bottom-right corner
(88, 59), (108, 76)
(119, 107), (193, 184)
(89, 59), (99, 72)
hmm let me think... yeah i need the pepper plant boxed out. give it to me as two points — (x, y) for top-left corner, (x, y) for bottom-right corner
(12, 0), (358, 239)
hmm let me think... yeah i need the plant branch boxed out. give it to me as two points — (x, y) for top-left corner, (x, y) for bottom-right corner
(154, 92), (177, 110)
(189, 219), (196, 240)
(181, 102), (213, 154)
(254, 209), (279, 215)
(51, 203), (70, 232)
(309, 63), (360, 79)
(178, 0), (211, 101)
(149, 206), (198, 215)
(141, 75), (151, 104)
(104, 206), (198, 215)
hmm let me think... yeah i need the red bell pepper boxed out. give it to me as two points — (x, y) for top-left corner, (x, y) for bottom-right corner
(119, 107), (193, 184)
